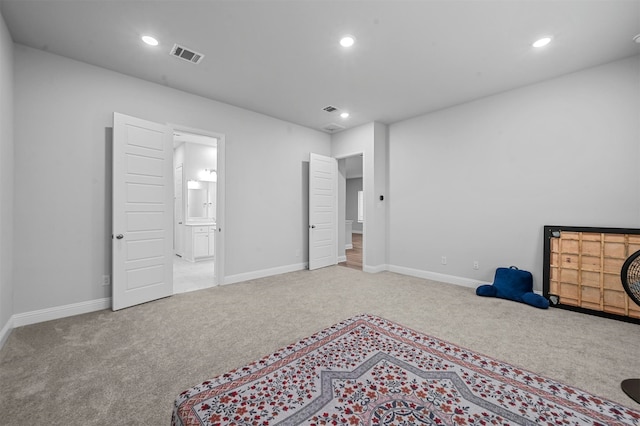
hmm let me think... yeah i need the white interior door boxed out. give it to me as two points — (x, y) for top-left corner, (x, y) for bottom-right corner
(309, 153), (338, 270)
(112, 112), (173, 311)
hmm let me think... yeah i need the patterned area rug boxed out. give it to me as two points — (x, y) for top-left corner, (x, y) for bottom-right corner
(172, 314), (640, 425)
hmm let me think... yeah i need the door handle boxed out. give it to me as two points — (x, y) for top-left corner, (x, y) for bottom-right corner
(310, 225), (316, 229)
(116, 234), (124, 239)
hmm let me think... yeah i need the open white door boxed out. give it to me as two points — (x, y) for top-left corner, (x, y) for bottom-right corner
(112, 113), (173, 310)
(309, 153), (338, 270)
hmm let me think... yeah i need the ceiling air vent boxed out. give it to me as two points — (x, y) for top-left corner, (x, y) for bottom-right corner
(322, 105), (339, 113)
(170, 44), (205, 64)
(322, 122), (345, 133)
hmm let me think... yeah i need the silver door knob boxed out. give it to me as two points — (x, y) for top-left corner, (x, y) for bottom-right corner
(116, 234), (124, 239)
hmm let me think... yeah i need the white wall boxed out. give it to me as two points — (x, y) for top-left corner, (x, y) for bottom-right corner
(0, 11), (14, 339)
(332, 122), (388, 271)
(185, 143), (217, 183)
(13, 45), (330, 315)
(371, 122), (388, 269)
(388, 56), (640, 291)
(346, 178), (363, 232)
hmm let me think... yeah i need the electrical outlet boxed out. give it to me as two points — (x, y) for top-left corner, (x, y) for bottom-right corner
(295, 249), (301, 258)
(473, 261), (479, 270)
(102, 275), (111, 286)
(441, 256), (447, 265)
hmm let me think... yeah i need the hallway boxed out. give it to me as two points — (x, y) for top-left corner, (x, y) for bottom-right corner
(339, 233), (362, 270)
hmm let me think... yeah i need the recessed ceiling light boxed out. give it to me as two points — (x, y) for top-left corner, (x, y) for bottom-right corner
(340, 35), (355, 48)
(532, 37), (552, 48)
(142, 35), (159, 46)
(340, 112), (350, 119)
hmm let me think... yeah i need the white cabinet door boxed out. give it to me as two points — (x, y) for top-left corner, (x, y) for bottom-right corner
(194, 232), (209, 258)
(112, 113), (173, 310)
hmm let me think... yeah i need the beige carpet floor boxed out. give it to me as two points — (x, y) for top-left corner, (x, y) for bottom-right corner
(1, 266), (639, 425)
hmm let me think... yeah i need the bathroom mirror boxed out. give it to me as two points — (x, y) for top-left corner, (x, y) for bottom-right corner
(187, 181), (216, 221)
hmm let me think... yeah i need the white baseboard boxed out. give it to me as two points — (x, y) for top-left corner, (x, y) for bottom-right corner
(12, 297), (112, 328)
(363, 264), (388, 273)
(386, 265), (490, 289)
(352, 230), (363, 234)
(0, 316), (13, 351)
(345, 244), (353, 250)
(338, 255), (347, 263)
(387, 265), (546, 294)
(223, 262), (308, 286)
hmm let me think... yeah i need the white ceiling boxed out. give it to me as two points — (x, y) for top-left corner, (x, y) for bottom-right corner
(2, 0), (639, 133)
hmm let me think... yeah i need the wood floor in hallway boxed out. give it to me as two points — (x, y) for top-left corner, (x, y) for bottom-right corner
(339, 233), (362, 270)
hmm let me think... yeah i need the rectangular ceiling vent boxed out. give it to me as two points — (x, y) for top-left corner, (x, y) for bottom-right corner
(322, 105), (339, 113)
(322, 122), (345, 133)
(170, 44), (205, 64)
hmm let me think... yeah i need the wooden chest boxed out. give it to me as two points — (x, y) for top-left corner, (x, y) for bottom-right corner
(543, 226), (640, 323)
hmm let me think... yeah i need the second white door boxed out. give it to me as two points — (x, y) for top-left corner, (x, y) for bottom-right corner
(309, 153), (338, 270)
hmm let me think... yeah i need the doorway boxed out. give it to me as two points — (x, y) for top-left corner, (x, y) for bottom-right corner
(112, 114), (225, 310)
(171, 126), (225, 293)
(338, 154), (364, 271)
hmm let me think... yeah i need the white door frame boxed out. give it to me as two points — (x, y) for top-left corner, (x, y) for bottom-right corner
(169, 123), (225, 287)
(174, 164), (184, 256)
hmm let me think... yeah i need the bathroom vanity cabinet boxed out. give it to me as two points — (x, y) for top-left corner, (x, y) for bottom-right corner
(184, 224), (216, 262)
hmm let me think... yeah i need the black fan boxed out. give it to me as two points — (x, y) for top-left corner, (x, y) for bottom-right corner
(620, 250), (640, 403)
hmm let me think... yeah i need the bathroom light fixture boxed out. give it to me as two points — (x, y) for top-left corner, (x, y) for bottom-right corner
(187, 180), (201, 189)
(142, 35), (159, 46)
(340, 112), (350, 119)
(340, 35), (355, 48)
(199, 169), (217, 182)
(532, 37), (552, 48)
